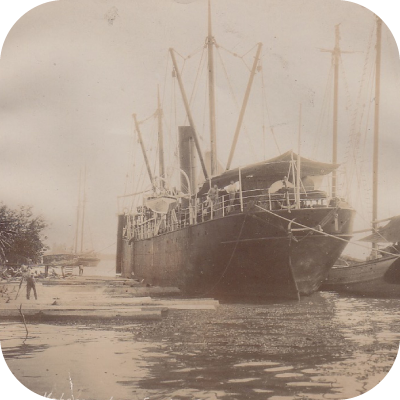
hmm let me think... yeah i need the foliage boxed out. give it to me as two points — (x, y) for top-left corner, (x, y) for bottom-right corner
(0, 204), (48, 264)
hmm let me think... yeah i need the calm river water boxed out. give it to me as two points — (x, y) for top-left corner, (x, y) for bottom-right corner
(1, 260), (399, 400)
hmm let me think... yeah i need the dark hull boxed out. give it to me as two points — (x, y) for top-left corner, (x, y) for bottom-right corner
(321, 255), (400, 298)
(119, 207), (354, 299)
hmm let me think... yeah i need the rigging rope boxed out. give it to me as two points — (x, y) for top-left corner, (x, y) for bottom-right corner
(215, 43), (257, 161)
(260, 58), (281, 154)
(312, 60), (333, 158)
(255, 204), (400, 259)
(217, 43), (255, 72)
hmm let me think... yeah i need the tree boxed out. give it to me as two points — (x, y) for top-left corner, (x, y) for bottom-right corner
(0, 204), (48, 264)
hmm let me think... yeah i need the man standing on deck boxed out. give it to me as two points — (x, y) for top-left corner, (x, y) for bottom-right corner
(19, 266), (38, 300)
(225, 180), (238, 212)
(207, 184), (219, 208)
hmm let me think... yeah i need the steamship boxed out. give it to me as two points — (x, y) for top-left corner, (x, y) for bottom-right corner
(115, 2), (355, 300)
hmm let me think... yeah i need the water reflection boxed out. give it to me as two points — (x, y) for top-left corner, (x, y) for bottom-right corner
(1, 292), (399, 399)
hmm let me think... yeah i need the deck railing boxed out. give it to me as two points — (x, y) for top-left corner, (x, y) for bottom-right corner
(124, 189), (329, 241)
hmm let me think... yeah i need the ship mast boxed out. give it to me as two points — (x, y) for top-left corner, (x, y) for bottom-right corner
(169, 48), (209, 179)
(226, 42), (263, 170)
(80, 165), (87, 254)
(207, 0), (217, 175)
(332, 24), (340, 198)
(157, 85), (165, 188)
(133, 113), (156, 189)
(372, 16), (382, 257)
(321, 25), (353, 198)
(74, 169), (82, 254)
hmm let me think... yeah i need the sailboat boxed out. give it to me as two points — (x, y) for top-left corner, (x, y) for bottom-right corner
(116, 1), (355, 300)
(43, 168), (100, 268)
(73, 167), (100, 267)
(321, 16), (400, 298)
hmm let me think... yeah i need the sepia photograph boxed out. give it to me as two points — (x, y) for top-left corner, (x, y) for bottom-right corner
(1, 0), (400, 399)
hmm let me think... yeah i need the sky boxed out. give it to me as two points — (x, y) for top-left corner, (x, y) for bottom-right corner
(1, 0), (400, 257)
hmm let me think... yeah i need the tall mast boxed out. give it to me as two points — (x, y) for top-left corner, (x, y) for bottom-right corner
(372, 16), (382, 257)
(226, 42), (263, 170)
(74, 169), (82, 254)
(80, 165), (87, 254)
(133, 113), (156, 189)
(169, 48), (209, 179)
(207, 0), (217, 175)
(157, 85), (165, 188)
(332, 24), (340, 198)
(296, 104), (302, 209)
(321, 25), (353, 197)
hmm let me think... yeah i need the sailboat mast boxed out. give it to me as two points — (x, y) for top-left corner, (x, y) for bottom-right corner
(74, 170), (82, 254)
(332, 24), (340, 198)
(157, 85), (165, 188)
(80, 165), (87, 254)
(372, 16), (382, 255)
(207, 0), (217, 175)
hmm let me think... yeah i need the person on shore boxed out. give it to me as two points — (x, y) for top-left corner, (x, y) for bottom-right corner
(79, 264), (84, 276)
(19, 267), (38, 300)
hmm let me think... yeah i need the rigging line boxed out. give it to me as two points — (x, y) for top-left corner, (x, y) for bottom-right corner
(312, 60), (334, 157)
(186, 44), (206, 59)
(348, 58), (376, 204)
(131, 158), (146, 213)
(184, 46), (207, 126)
(216, 46), (240, 108)
(345, 21), (375, 164)
(180, 59), (187, 78)
(188, 47), (206, 107)
(173, 49), (186, 60)
(339, 55), (353, 114)
(123, 119), (135, 197)
(217, 42), (252, 72)
(138, 110), (158, 125)
(356, 61), (376, 219)
(385, 28), (400, 90)
(127, 120), (144, 209)
(241, 43), (258, 59)
(92, 241), (117, 255)
(168, 69), (174, 164)
(201, 69), (207, 144)
(215, 45), (257, 161)
(161, 50), (170, 109)
(260, 58), (281, 154)
(261, 67), (266, 160)
(255, 204), (400, 259)
(149, 116), (158, 177)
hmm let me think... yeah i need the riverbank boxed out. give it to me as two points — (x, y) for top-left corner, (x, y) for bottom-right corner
(1, 276), (399, 399)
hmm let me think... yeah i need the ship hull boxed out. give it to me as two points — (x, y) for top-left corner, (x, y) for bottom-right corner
(119, 207), (354, 299)
(321, 256), (400, 298)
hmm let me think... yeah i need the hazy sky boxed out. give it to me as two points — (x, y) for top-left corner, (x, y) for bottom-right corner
(1, 0), (400, 255)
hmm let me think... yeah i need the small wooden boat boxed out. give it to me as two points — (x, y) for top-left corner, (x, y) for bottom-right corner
(321, 254), (400, 298)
